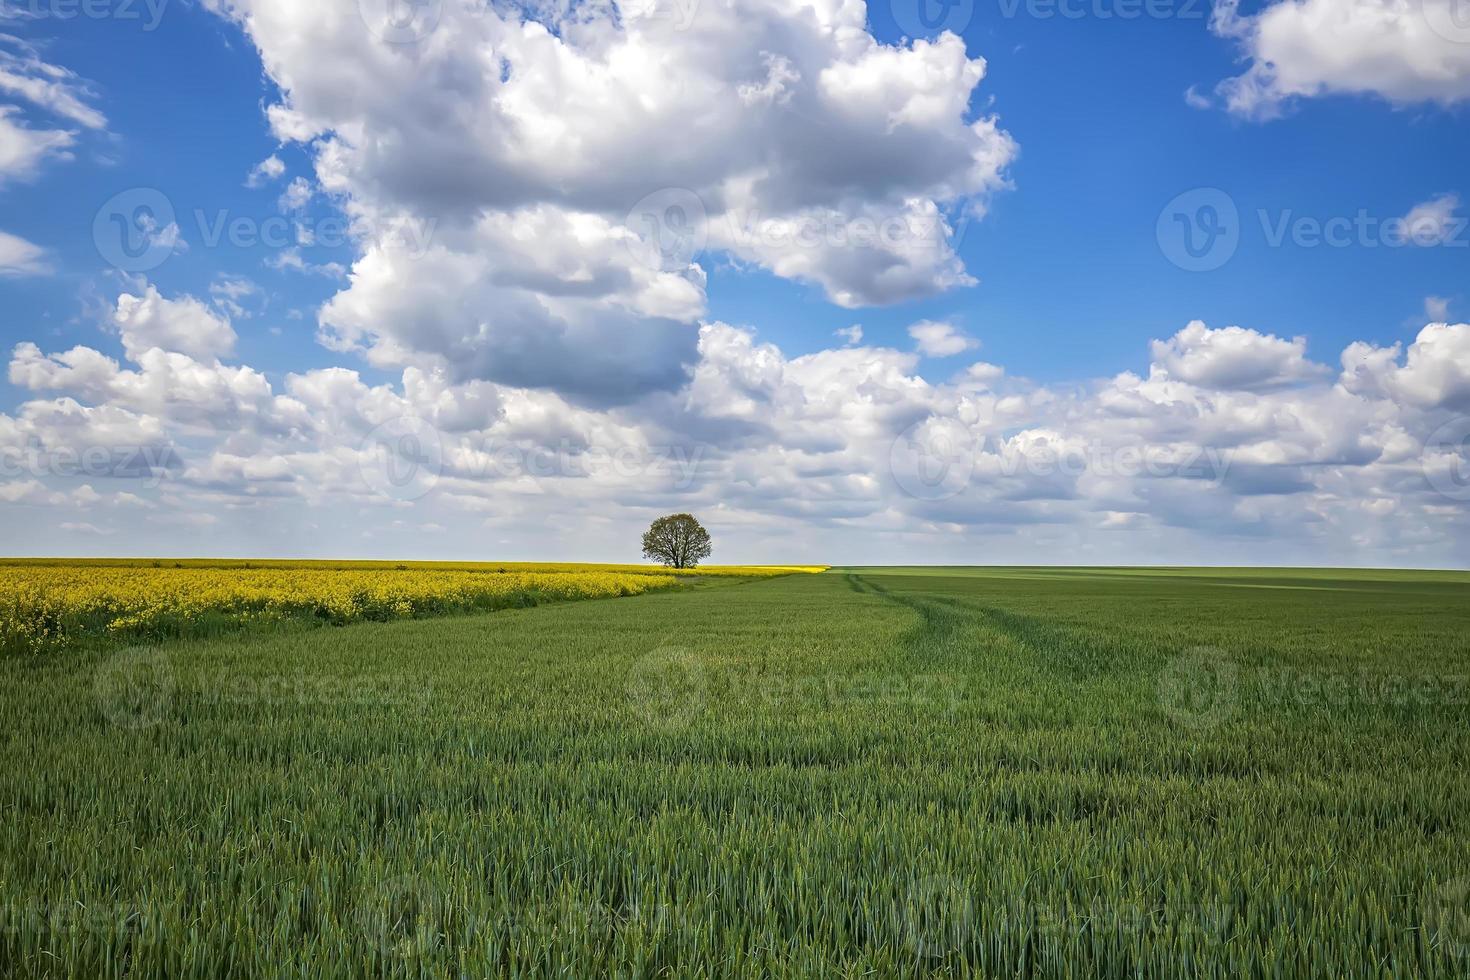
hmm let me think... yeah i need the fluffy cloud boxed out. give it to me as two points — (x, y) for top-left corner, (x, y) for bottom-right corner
(1400, 194), (1463, 247)
(1341, 323), (1470, 410)
(208, 275), (261, 319)
(0, 36), (105, 185)
(110, 284), (238, 362)
(0, 104), (74, 184)
(196, 0), (1015, 401)
(315, 214), (702, 404)
(9, 342), (281, 434)
(0, 228), (47, 276)
(908, 320), (978, 358)
(1148, 321), (1328, 390)
(0, 36), (106, 130)
(3, 301), (1469, 562)
(277, 175), (312, 212)
(1211, 0), (1470, 118)
(245, 153), (285, 187)
(1, 37), (138, 298)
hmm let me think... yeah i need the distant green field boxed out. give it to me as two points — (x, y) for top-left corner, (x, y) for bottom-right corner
(3, 567), (1468, 977)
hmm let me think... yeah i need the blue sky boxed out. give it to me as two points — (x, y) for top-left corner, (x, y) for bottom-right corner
(1, 0), (1468, 565)
(725, 11), (1469, 373)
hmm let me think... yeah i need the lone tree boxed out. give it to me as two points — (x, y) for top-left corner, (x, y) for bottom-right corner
(641, 513), (712, 569)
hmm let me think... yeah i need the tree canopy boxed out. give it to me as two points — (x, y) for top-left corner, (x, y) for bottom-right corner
(641, 514), (712, 569)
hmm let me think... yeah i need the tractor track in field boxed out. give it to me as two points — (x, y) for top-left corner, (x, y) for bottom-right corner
(845, 572), (968, 655)
(844, 572), (1118, 676)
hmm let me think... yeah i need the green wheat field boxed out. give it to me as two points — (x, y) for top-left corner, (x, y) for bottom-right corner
(3, 566), (1470, 977)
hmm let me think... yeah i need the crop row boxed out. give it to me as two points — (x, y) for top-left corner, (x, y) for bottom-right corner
(0, 563), (822, 656)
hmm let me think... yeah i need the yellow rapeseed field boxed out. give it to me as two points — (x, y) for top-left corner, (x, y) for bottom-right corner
(0, 560), (825, 655)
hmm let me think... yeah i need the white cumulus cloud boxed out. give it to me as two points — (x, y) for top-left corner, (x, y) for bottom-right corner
(1211, 0), (1470, 118)
(195, 0), (1016, 402)
(908, 320), (979, 358)
(0, 228), (48, 276)
(1400, 194), (1464, 247)
(109, 283), (238, 362)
